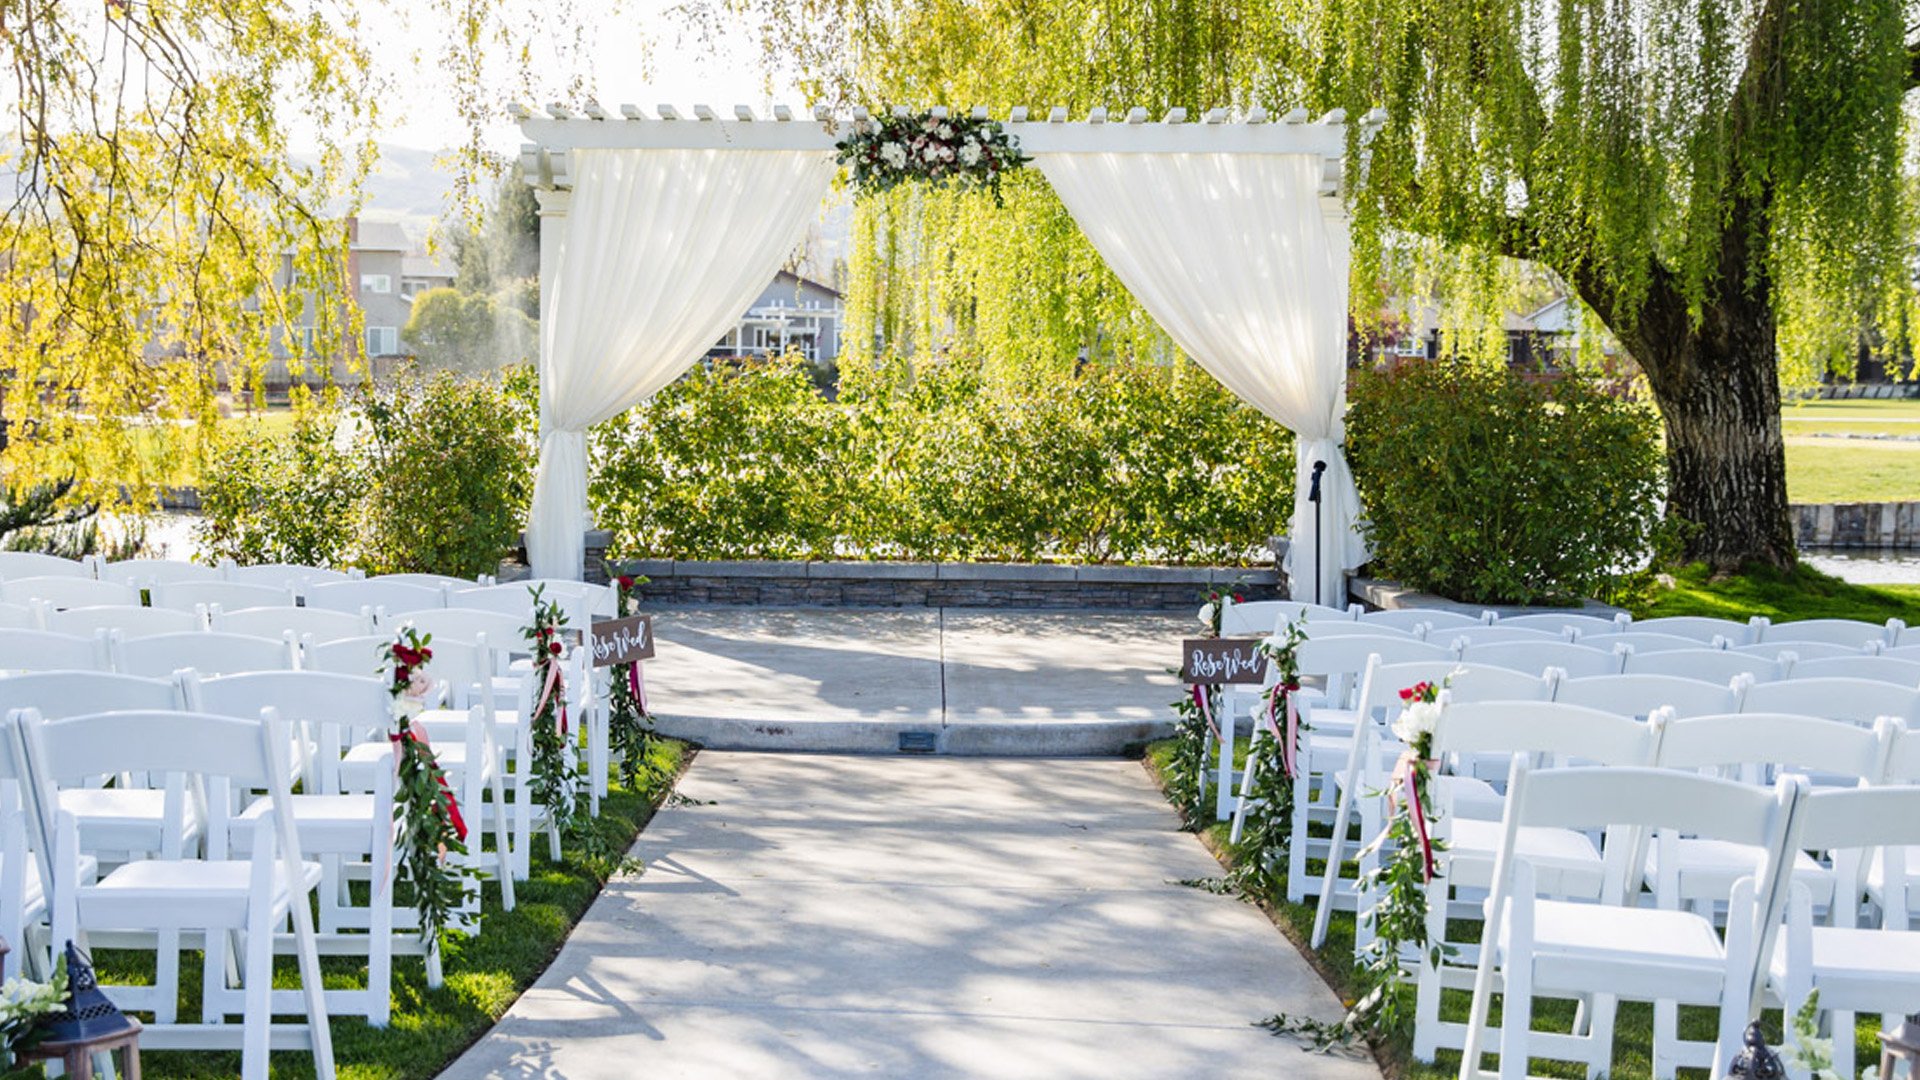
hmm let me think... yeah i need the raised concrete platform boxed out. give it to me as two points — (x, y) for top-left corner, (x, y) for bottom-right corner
(437, 754), (1378, 1080)
(643, 608), (1186, 754)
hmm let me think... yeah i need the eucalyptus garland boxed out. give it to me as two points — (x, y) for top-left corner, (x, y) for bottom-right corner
(1230, 616), (1307, 899)
(835, 111), (1029, 206)
(606, 573), (663, 792)
(523, 587), (580, 836)
(381, 627), (480, 941)
(1261, 680), (1450, 1050)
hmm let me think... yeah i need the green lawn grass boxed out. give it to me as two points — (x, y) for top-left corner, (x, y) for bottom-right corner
(119, 738), (687, 1079)
(1636, 560), (1920, 623)
(1785, 439), (1920, 502)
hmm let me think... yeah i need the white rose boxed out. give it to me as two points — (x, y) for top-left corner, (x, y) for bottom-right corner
(958, 141), (982, 166)
(937, 123), (954, 139)
(880, 142), (908, 169)
(922, 143), (942, 163)
(1391, 700), (1442, 744)
(1198, 602), (1216, 628)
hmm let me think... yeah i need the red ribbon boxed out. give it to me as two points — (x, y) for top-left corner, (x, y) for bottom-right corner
(1405, 766), (1435, 883)
(627, 662), (647, 713)
(390, 727), (468, 843)
(534, 656), (566, 735)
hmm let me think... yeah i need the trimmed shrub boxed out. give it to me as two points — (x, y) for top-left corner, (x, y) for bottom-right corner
(1346, 361), (1664, 605)
(197, 414), (362, 567)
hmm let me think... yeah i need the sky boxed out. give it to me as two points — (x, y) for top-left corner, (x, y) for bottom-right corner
(353, 0), (799, 155)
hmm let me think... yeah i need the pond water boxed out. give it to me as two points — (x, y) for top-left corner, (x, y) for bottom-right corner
(1801, 548), (1920, 586)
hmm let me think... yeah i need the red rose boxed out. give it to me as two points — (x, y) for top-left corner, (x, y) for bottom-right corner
(393, 664), (410, 685)
(1233, 593), (1244, 603)
(618, 575), (635, 589)
(1399, 687), (1414, 701)
(549, 640), (563, 655)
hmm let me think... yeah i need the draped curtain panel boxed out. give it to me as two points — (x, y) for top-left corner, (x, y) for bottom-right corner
(526, 147), (839, 579)
(1033, 152), (1366, 605)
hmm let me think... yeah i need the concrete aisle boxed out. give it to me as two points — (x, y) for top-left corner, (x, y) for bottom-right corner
(439, 754), (1378, 1080)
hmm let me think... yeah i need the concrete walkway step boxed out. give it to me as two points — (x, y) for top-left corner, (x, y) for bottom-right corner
(438, 753), (1379, 1080)
(644, 608), (1188, 755)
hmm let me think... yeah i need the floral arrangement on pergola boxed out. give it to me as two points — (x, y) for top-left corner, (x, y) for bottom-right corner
(835, 111), (1029, 205)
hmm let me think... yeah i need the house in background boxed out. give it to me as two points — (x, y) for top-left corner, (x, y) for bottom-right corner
(710, 270), (842, 363)
(1361, 296), (1618, 372)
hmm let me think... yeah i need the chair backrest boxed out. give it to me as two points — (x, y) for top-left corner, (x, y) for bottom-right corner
(1492, 611), (1627, 636)
(1216, 598), (1356, 636)
(1552, 673), (1740, 719)
(186, 671), (390, 791)
(47, 604), (198, 639)
(1633, 615), (1761, 646)
(449, 583), (593, 634)
(302, 634), (393, 680)
(0, 629), (106, 673)
(0, 603), (35, 631)
(1455, 639), (1623, 679)
(1577, 631), (1712, 655)
(1732, 640), (1877, 662)
(305, 579), (446, 618)
(1358, 607), (1487, 634)
(1756, 616), (1896, 649)
(386, 609), (529, 672)
(149, 580), (295, 613)
(211, 604), (374, 642)
(1786, 654), (1920, 686)
(1658, 713), (1898, 782)
(1299, 620), (1419, 641)
(1888, 724), (1920, 783)
(1447, 625), (1572, 646)
(1790, 787), (1920, 924)
(1353, 658), (1550, 723)
(365, 572), (483, 589)
(221, 562), (354, 590)
(1621, 647), (1783, 684)
(1290, 636), (1451, 707)
(1740, 677), (1920, 726)
(516, 578), (617, 618)
(96, 558), (222, 588)
(0, 671), (180, 718)
(115, 631), (298, 679)
(0, 553), (90, 579)
(0, 576), (136, 610)
(1432, 699), (1660, 769)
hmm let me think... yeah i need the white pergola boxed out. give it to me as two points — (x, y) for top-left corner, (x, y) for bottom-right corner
(513, 102), (1381, 603)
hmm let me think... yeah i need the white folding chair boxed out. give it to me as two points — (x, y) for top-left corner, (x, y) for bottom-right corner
(1552, 673), (1741, 719)
(212, 605), (374, 642)
(1300, 620), (1422, 640)
(1623, 647), (1785, 684)
(0, 576), (137, 611)
(114, 631), (299, 679)
(1786, 654), (1920, 686)
(97, 558), (223, 589)
(1741, 677), (1920, 726)
(222, 562), (355, 591)
(512, 578), (616, 618)
(150, 580), (296, 614)
(0, 602), (36, 631)
(1492, 611), (1628, 636)
(366, 572), (489, 590)
(1359, 607), (1489, 635)
(306, 579), (447, 620)
(0, 628), (108, 673)
(1456, 639), (1624, 678)
(1459, 765), (1802, 1080)
(387, 608), (529, 673)
(1769, 785), (1920, 1080)
(22, 708), (335, 1079)
(186, 670), (405, 1020)
(303, 634), (393, 680)
(1409, 700), (1663, 1064)
(1633, 614), (1763, 646)
(1217, 598), (1359, 636)
(48, 604), (199, 639)
(1446, 625), (1572, 647)
(1577, 630), (1714, 655)
(1303, 660), (1552, 916)
(1733, 640), (1880, 662)
(0, 552), (91, 579)
(0, 711), (83, 983)
(1755, 616), (1900, 650)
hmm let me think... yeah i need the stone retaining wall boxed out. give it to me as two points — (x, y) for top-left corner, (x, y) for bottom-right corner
(1792, 502), (1920, 549)
(604, 558), (1283, 610)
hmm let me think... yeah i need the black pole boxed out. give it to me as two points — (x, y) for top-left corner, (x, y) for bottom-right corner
(1309, 460), (1328, 607)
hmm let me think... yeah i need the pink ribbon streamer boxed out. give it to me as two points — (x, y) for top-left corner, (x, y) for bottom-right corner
(627, 662), (648, 713)
(1263, 685), (1301, 779)
(533, 657), (565, 735)
(1191, 683), (1220, 742)
(1404, 766), (1436, 883)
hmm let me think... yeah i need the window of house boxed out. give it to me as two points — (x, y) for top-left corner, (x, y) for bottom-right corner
(365, 326), (398, 356)
(361, 274), (392, 294)
(1393, 335), (1426, 357)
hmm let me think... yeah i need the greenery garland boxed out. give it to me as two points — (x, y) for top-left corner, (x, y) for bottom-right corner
(606, 573), (663, 791)
(523, 586), (579, 839)
(1261, 679), (1450, 1050)
(1230, 616), (1307, 899)
(381, 627), (480, 941)
(835, 111), (1029, 206)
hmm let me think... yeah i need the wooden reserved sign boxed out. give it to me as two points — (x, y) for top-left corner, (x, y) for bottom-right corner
(1181, 638), (1267, 684)
(588, 615), (655, 666)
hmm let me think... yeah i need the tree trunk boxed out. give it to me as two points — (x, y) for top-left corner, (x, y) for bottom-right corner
(1603, 268), (1796, 572)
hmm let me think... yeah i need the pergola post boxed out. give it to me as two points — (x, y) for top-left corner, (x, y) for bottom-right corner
(530, 187), (576, 575)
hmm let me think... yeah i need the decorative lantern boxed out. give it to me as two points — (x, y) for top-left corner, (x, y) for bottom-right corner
(1882, 1014), (1920, 1080)
(21, 943), (141, 1080)
(1728, 1022), (1786, 1080)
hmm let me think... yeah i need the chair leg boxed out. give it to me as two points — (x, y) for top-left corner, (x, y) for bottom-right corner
(1583, 993), (1618, 1080)
(1832, 1010), (1857, 1080)
(1229, 725), (1262, 845)
(1653, 999), (1681, 1080)
(488, 767), (516, 912)
(201, 929), (229, 1025)
(243, 910), (273, 1080)
(286, 879), (336, 1079)
(1497, 958), (1534, 1080)
(154, 929), (180, 1025)
(369, 864), (393, 1028)
(1214, 707), (1237, 822)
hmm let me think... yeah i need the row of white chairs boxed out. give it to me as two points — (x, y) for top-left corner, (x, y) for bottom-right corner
(1220, 596), (1913, 650)
(0, 576), (612, 630)
(0, 550), (494, 591)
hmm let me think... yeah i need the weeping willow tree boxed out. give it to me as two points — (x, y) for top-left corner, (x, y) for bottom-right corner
(0, 0), (590, 508)
(712, 0), (1913, 571)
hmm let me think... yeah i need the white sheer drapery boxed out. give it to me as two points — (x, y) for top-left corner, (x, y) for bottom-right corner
(527, 147), (838, 579)
(1034, 152), (1365, 605)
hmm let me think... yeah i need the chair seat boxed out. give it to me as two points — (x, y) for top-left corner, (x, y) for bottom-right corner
(79, 858), (323, 929)
(1501, 898), (1728, 1003)
(1866, 847), (1919, 918)
(58, 788), (202, 854)
(1769, 926), (1920, 1012)
(1646, 839), (1833, 905)
(5, 852), (98, 919)
(233, 795), (379, 855)
(1446, 822), (1603, 895)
